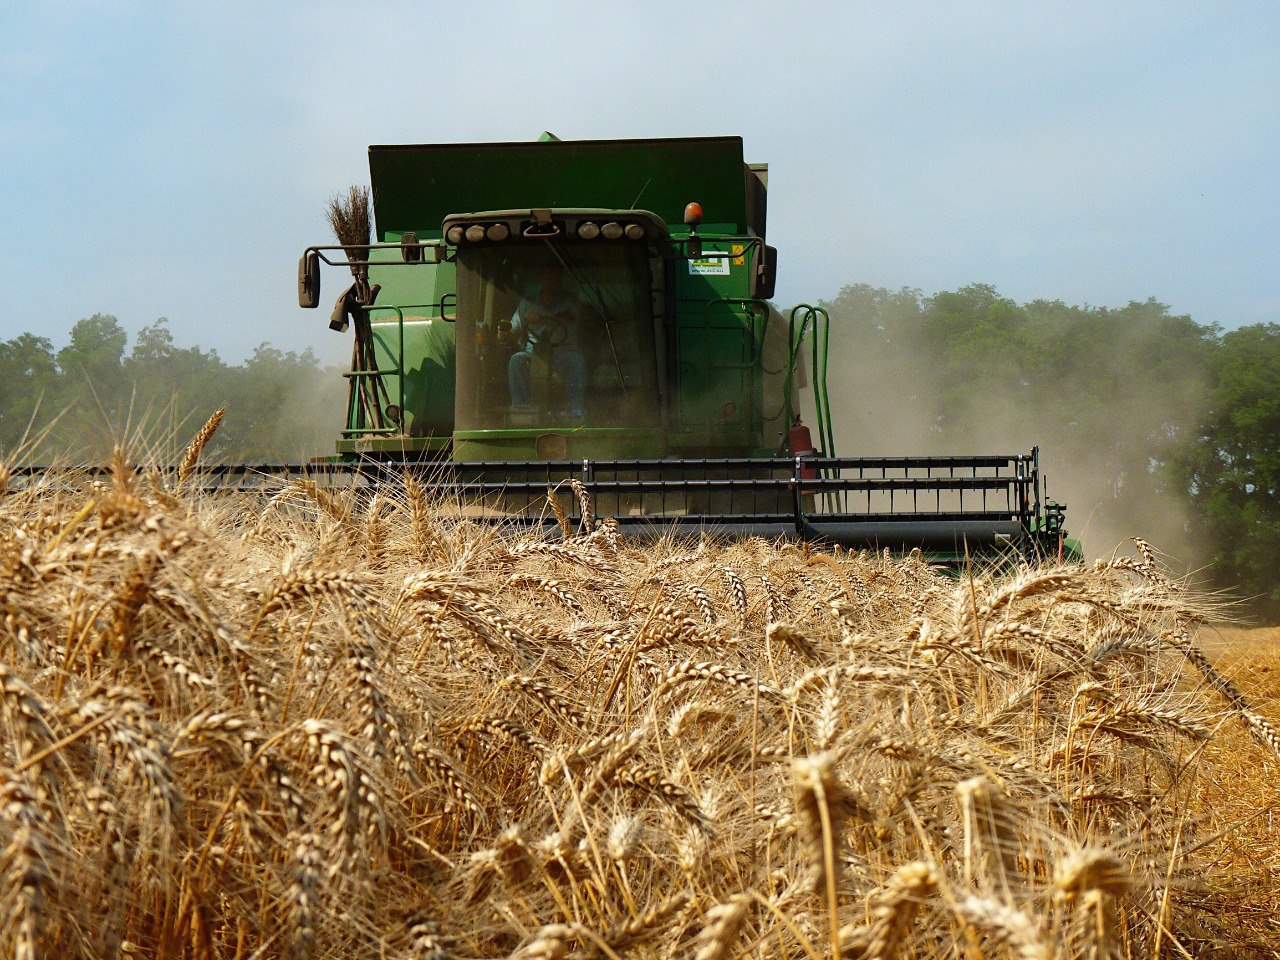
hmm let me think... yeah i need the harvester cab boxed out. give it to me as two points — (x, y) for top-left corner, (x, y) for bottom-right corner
(296, 134), (1080, 563)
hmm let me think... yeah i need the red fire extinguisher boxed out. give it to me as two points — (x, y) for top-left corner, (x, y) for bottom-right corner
(788, 416), (818, 482)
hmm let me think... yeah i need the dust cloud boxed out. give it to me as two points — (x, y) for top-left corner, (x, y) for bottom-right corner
(791, 283), (1210, 565)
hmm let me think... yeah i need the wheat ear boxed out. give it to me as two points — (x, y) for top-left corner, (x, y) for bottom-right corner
(177, 407), (224, 486)
(839, 861), (939, 960)
(691, 895), (750, 960)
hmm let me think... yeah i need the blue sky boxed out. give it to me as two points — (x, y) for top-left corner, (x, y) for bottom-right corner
(1, 1), (1277, 363)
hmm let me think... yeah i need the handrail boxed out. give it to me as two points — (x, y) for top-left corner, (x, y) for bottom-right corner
(343, 302), (452, 438)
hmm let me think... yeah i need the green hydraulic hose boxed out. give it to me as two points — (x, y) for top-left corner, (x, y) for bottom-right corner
(816, 307), (836, 460)
(806, 306), (828, 510)
(809, 308), (828, 457)
(786, 304), (838, 510)
(813, 306), (840, 508)
(786, 303), (837, 459)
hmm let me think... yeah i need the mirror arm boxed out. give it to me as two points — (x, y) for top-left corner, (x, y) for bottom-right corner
(304, 242), (446, 267)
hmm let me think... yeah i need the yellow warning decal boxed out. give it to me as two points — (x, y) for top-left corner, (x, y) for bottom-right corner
(732, 244), (745, 266)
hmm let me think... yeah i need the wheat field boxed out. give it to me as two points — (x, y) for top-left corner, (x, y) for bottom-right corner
(1, 432), (1278, 959)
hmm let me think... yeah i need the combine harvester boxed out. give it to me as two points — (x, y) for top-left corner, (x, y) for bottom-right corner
(288, 133), (1074, 562)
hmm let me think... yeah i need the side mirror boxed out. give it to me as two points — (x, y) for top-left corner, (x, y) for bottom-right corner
(401, 231), (423, 263)
(298, 251), (321, 308)
(750, 244), (778, 300)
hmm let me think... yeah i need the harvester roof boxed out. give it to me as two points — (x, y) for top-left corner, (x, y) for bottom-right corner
(367, 135), (751, 239)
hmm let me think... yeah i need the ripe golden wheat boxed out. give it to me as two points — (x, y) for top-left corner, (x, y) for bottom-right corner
(0, 433), (1276, 958)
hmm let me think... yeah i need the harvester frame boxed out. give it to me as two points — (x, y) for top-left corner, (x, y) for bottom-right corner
(283, 134), (1081, 562)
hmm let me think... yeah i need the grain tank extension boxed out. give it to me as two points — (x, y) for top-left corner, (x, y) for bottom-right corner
(297, 134), (1077, 560)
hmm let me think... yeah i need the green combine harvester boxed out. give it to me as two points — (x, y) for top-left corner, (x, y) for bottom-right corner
(293, 133), (1077, 561)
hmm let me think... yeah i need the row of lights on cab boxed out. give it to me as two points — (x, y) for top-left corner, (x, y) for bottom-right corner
(577, 221), (646, 241)
(445, 223), (511, 244)
(444, 220), (647, 244)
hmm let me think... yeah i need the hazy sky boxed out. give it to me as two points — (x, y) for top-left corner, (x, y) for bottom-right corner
(2, 1), (1277, 363)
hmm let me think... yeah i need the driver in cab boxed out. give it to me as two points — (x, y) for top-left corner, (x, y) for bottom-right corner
(505, 267), (587, 419)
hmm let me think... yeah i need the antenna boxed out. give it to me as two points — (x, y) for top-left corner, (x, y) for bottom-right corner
(629, 177), (652, 209)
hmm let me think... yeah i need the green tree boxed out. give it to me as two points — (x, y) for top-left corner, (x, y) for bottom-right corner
(1173, 323), (1280, 614)
(0, 334), (58, 449)
(57, 313), (128, 391)
(53, 314), (131, 452)
(123, 319), (232, 453)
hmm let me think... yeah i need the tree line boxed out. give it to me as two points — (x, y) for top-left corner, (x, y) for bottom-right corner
(0, 314), (344, 463)
(2, 295), (1277, 616)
